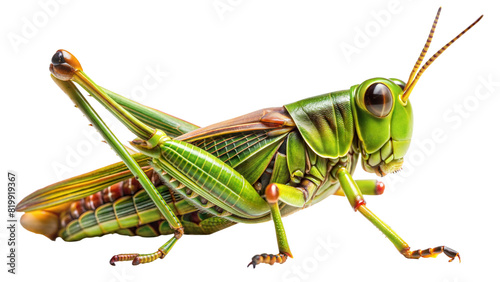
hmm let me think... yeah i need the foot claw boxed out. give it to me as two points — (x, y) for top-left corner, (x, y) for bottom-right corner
(402, 245), (461, 262)
(443, 246), (461, 263)
(247, 253), (288, 268)
(247, 255), (261, 269)
(109, 256), (117, 266)
(108, 253), (138, 266)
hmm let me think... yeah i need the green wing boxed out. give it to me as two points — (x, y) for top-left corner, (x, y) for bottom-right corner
(17, 92), (295, 213)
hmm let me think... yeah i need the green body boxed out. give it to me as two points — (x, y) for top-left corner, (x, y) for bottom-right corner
(18, 81), (410, 241)
(17, 10), (479, 265)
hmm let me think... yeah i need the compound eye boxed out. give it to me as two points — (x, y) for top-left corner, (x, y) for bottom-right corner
(364, 83), (393, 117)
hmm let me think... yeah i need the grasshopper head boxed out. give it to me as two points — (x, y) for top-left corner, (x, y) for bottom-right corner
(352, 78), (412, 176)
(352, 8), (482, 177)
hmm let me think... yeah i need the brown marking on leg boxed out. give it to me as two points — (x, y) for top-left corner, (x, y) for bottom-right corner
(401, 246), (460, 262)
(247, 253), (289, 268)
(109, 253), (138, 266)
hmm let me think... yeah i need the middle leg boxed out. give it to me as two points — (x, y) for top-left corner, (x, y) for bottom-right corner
(248, 181), (316, 268)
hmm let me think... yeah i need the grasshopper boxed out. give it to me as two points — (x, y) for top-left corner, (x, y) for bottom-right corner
(16, 8), (482, 267)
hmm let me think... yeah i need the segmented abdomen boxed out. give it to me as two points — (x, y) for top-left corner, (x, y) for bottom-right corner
(58, 170), (196, 241)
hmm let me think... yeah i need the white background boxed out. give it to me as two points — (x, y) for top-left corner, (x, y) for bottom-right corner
(1, 1), (499, 282)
